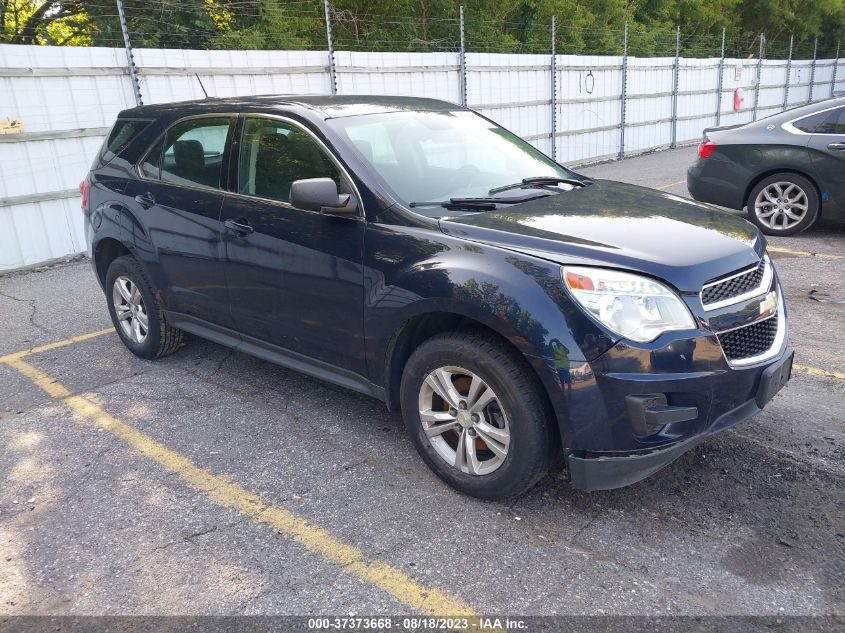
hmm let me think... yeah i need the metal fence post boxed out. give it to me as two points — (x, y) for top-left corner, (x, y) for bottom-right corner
(833, 40), (841, 97)
(115, 0), (142, 106)
(323, 0), (337, 95)
(783, 35), (793, 109)
(716, 28), (725, 126)
(808, 37), (818, 103)
(671, 25), (680, 149)
(619, 21), (628, 160)
(459, 6), (467, 106)
(550, 16), (557, 161)
(752, 34), (764, 121)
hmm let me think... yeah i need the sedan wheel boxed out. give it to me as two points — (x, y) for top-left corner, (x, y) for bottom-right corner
(747, 173), (819, 236)
(753, 181), (808, 231)
(418, 366), (511, 476)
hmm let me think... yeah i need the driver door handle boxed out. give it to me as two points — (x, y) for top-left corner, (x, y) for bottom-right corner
(134, 192), (155, 209)
(827, 142), (845, 151)
(224, 217), (254, 236)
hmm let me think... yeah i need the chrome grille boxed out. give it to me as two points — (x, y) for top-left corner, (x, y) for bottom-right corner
(717, 314), (779, 361)
(701, 260), (766, 307)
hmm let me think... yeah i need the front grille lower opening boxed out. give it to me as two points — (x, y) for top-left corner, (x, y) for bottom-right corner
(717, 314), (779, 361)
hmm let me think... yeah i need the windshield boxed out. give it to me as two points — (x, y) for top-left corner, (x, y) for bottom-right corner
(327, 110), (573, 208)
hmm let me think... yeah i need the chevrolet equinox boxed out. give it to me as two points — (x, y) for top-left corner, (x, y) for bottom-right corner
(83, 95), (793, 499)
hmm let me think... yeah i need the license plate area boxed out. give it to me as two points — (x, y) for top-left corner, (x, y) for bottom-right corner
(755, 350), (794, 408)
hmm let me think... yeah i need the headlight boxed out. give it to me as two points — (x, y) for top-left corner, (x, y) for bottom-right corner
(562, 266), (696, 343)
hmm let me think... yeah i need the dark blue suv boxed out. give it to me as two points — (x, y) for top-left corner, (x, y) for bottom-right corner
(82, 95), (793, 499)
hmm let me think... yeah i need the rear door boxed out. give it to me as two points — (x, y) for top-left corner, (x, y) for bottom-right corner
(221, 115), (367, 375)
(807, 106), (845, 214)
(127, 115), (235, 327)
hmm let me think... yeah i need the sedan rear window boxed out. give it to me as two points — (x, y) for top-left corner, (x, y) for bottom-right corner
(814, 108), (845, 134)
(792, 111), (834, 133)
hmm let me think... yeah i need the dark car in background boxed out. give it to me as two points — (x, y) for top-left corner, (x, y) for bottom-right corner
(687, 97), (845, 236)
(82, 95), (792, 499)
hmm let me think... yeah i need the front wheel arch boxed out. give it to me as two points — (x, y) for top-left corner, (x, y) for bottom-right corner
(383, 313), (564, 459)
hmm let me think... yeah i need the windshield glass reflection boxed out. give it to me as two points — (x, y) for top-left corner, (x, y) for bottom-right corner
(328, 110), (572, 206)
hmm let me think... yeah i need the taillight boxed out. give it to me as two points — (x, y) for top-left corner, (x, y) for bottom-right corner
(698, 140), (716, 159)
(79, 175), (91, 213)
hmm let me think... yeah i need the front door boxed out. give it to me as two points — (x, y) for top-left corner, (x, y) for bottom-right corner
(221, 115), (366, 375)
(807, 106), (845, 214)
(127, 115), (235, 328)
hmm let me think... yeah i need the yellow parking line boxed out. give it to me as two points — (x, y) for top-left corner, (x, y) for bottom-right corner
(794, 363), (845, 381)
(0, 355), (475, 617)
(0, 327), (113, 363)
(768, 246), (845, 261)
(656, 179), (686, 190)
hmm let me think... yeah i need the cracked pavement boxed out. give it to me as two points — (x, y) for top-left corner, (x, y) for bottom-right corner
(0, 147), (843, 618)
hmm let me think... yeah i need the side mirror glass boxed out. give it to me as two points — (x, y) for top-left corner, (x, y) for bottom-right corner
(290, 178), (357, 215)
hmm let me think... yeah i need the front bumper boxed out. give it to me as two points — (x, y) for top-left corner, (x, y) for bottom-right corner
(564, 346), (793, 490)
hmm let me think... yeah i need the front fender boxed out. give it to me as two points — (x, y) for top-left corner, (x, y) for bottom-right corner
(362, 222), (614, 439)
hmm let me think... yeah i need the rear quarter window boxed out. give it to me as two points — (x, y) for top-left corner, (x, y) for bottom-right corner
(792, 111), (834, 134)
(96, 119), (152, 167)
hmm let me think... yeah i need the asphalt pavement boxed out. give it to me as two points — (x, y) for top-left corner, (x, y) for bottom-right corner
(1, 146), (843, 622)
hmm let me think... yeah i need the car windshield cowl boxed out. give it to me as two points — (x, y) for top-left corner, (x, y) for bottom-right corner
(410, 191), (555, 211)
(488, 176), (593, 195)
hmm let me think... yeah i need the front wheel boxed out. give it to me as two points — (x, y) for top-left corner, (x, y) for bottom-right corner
(747, 173), (819, 236)
(400, 330), (555, 499)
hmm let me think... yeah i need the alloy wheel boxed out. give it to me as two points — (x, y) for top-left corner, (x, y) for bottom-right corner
(112, 276), (149, 344)
(417, 366), (511, 475)
(753, 181), (809, 231)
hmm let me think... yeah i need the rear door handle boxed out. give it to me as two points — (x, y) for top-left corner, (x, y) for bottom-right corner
(827, 142), (845, 151)
(224, 217), (254, 236)
(134, 192), (155, 209)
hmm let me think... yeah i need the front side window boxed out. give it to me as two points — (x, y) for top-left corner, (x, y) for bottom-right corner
(238, 118), (341, 203)
(146, 117), (232, 189)
(327, 110), (572, 206)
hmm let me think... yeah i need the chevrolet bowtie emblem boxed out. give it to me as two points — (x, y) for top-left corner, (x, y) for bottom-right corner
(759, 291), (777, 316)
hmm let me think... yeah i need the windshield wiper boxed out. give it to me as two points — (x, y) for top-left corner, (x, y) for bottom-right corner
(410, 199), (498, 211)
(488, 175), (592, 195)
(410, 191), (553, 211)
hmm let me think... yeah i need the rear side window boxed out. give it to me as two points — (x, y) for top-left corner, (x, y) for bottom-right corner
(814, 108), (845, 134)
(140, 117), (232, 189)
(792, 110), (836, 133)
(97, 119), (151, 166)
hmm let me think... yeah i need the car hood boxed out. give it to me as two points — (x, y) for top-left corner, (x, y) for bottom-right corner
(438, 179), (764, 293)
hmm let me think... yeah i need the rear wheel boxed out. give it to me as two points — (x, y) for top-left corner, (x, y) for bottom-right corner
(400, 330), (554, 499)
(105, 255), (183, 359)
(747, 173), (819, 236)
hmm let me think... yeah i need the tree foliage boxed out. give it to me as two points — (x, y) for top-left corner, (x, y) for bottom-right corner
(1, 0), (843, 57)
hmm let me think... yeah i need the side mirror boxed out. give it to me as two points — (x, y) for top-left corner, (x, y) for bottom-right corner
(290, 178), (356, 215)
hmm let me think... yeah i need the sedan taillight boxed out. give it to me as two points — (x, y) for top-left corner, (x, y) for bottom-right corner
(698, 140), (716, 159)
(79, 175), (91, 213)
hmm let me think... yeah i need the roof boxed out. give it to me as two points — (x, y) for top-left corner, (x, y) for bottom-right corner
(121, 94), (463, 120)
(758, 96), (845, 124)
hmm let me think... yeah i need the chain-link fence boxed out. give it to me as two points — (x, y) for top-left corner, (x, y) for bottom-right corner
(1, 2), (844, 270)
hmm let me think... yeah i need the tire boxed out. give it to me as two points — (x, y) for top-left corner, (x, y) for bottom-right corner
(746, 172), (819, 236)
(105, 255), (183, 359)
(400, 330), (555, 500)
